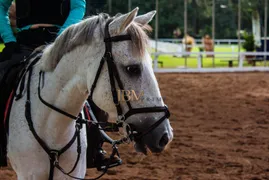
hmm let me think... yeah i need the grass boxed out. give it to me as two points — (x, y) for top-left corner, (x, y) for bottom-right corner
(0, 43), (264, 68)
(152, 45), (257, 68)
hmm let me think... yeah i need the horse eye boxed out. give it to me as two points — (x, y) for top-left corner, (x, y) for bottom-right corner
(126, 65), (141, 75)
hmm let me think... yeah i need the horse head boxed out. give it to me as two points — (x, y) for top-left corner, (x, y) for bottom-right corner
(40, 8), (173, 154)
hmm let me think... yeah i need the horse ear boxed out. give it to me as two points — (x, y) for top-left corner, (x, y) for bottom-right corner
(134, 10), (156, 26)
(109, 7), (139, 35)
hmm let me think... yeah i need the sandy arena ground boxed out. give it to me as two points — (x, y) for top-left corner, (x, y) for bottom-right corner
(1, 72), (269, 180)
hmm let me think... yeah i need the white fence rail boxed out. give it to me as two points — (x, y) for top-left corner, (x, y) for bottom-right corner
(158, 38), (245, 45)
(152, 52), (269, 73)
(149, 40), (239, 56)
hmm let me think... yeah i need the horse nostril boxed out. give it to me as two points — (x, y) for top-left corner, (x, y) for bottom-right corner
(159, 133), (169, 147)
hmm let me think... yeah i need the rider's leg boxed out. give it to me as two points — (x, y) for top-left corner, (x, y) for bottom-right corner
(86, 99), (122, 171)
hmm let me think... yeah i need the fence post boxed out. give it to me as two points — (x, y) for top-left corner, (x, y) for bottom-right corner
(239, 53), (244, 68)
(197, 53), (202, 69)
(154, 54), (159, 71)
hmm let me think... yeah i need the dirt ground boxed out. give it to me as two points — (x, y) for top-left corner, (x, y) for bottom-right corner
(1, 72), (269, 180)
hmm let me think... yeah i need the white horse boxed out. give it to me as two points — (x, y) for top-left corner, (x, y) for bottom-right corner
(8, 8), (173, 180)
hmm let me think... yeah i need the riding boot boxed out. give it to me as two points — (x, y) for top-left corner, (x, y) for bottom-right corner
(86, 123), (122, 171)
(94, 147), (122, 171)
(86, 122), (100, 168)
(85, 99), (122, 170)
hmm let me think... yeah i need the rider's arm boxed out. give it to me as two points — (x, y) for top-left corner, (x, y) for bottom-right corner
(57, 0), (86, 35)
(0, 0), (16, 43)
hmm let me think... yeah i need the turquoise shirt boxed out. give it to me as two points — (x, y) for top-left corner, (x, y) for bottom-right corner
(0, 0), (85, 43)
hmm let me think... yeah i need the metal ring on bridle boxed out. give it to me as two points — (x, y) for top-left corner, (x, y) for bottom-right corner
(122, 122), (132, 143)
(106, 52), (112, 58)
(117, 115), (125, 124)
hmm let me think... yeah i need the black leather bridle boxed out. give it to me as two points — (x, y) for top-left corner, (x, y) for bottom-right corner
(89, 19), (170, 142)
(19, 19), (170, 180)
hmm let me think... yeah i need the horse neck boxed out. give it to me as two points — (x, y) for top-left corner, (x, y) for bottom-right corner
(35, 43), (104, 144)
(36, 51), (90, 139)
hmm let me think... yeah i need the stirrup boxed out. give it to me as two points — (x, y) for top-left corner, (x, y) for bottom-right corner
(97, 158), (122, 171)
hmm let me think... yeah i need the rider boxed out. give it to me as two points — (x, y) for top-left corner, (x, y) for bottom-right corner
(0, 0), (86, 62)
(0, 0), (120, 170)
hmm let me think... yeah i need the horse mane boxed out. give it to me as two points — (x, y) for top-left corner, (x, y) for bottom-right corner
(40, 13), (151, 72)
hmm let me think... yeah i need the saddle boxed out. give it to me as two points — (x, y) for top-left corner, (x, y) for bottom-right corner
(0, 46), (45, 167)
(0, 58), (29, 167)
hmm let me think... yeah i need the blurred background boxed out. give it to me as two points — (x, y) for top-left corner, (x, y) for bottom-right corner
(84, 0), (269, 70)
(1, 1), (269, 179)
(1, 0), (269, 70)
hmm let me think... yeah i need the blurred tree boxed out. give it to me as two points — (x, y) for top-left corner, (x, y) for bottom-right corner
(84, 0), (267, 39)
(86, 0), (106, 16)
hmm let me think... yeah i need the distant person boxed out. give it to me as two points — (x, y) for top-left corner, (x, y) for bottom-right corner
(202, 34), (214, 57)
(182, 34), (195, 55)
(173, 28), (182, 39)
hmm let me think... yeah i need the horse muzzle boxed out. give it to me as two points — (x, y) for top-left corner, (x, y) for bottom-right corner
(130, 118), (173, 154)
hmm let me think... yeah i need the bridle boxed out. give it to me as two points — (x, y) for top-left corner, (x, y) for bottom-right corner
(89, 19), (170, 141)
(18, 19), (170, 180)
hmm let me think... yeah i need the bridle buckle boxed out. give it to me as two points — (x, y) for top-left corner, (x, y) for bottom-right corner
(49, 150), (59, 166)
(106, 52), (112, 58)
(116, 115), (125, 124)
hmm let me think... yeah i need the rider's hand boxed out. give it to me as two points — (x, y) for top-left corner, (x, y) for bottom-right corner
(0, 42), (19, 62)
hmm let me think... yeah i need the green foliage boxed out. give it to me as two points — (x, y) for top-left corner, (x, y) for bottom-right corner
(88, 0), (267, 38)
(242, 31), (255, 51)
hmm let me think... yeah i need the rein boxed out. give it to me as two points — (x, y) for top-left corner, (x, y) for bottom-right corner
(18, 18), (170, 180)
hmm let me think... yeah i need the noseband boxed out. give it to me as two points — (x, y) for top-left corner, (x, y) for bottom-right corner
(89, 19), (170, 141)
(19, 19), (170, 180)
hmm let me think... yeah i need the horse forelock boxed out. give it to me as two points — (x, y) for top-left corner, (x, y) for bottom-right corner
(128, 22), (152, 58)
(40, 13), (151, 72)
